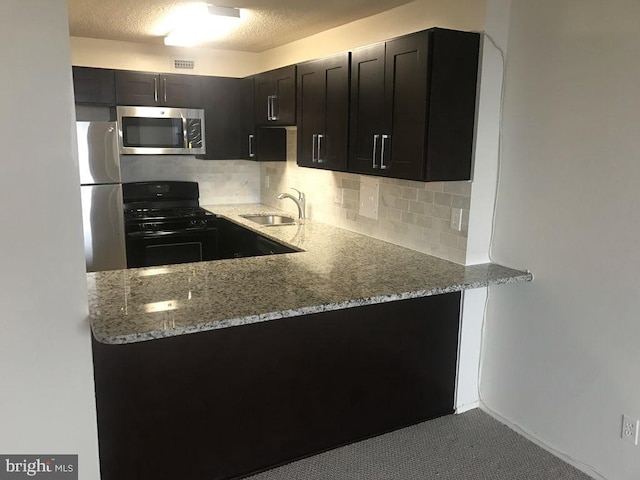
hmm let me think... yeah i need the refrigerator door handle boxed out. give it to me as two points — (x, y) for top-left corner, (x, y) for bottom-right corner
(77, 121), (121, 185)
(81, 184), (127, 273)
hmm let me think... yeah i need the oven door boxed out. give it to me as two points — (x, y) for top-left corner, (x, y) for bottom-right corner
(126, 228), (218, 268)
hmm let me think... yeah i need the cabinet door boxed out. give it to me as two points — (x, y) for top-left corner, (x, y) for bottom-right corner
(272, 65), (296, 125)
(254, 74), (273, 126)
(161, 74), (202, 108)
(198, 76), (241, 160)
(297, 54), (349, 171)
(256, 128), (287, 161)
(296, 60), (325, 168)
(255, 65), (296, 126)
(383, 31), (430, 181)
(322, 53), (350, 171)
(115, 71), (159, 106)
(348, 43), (385, 175)
(424, 29), (480, 181)
(239, 77), (256, 159)
(72, 67), (115, 105)
(115, 71), (204, 108)
(217, 218), (256, 259)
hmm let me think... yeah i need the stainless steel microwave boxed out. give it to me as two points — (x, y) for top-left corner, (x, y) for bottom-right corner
(116, 106), (206, 155)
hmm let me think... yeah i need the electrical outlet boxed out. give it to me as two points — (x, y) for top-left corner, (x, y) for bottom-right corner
(333, 189), (343, 205)
(450, 207), (463, 231)
(265, 176), (270, 189)
(359, 177), (379, 220)
(622, 415), (639, 445)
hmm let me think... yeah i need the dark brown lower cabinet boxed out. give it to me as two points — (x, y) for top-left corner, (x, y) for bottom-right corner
(92, 292), (461, 480)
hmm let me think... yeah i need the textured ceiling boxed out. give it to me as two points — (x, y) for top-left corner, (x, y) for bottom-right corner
(68, 0), (415, 52)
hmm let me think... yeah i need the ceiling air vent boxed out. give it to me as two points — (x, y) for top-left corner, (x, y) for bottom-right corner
(174, 59), (195, 70)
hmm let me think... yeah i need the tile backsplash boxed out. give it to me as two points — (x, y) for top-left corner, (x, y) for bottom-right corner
(120, 155), (260, 205)
(260, 129), (470, 264)
(117, 134), (471, 264)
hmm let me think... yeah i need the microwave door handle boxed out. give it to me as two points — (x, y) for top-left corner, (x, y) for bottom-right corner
(182, 117), (188, 149)
(153, 77), (158, 102)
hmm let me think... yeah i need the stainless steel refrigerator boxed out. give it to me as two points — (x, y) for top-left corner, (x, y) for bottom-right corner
(77, 121), (127, 272)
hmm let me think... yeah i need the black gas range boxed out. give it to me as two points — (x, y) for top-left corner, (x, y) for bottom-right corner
(123, 181), (218, 268)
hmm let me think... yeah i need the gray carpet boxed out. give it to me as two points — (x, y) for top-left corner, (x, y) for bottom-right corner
(247, 409), (593, 480)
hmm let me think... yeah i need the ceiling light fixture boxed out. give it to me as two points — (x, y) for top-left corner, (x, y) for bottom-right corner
(164, 31), (201, 47)
(163, 4), (243, 48)
(207, 5), (240, 18)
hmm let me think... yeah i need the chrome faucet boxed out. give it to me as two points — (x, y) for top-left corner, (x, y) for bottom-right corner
(277, 188), (306, 219)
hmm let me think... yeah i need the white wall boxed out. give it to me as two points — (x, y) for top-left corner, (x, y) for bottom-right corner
(466, 0), (511, 266)
(71, 36), (258, 77)
(481, 2), (640, 479)
(259, 0), (486, 71)
(0, 0), (100, 478)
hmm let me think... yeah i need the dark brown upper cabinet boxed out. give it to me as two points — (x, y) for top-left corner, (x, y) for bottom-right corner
(238, 77), (287, 162)
(72, 66), (115, 105)
(254, 65), (296, 126)
(198, 75), (286, 162)
(115, 71), (202, 108)
(197, 76), (242, 160)
(349, 28), (480, 182)
(296, 53), (350, 171)
(240, 77), (257, 159)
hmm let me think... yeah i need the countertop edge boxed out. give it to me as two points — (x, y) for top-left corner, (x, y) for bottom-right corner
(92, 271), (533, 345)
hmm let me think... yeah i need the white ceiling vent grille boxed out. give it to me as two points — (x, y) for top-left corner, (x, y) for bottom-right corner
(174, 59), (195, 70)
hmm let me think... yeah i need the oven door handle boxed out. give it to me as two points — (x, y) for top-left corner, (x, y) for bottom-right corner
(126, 228), (210, 238)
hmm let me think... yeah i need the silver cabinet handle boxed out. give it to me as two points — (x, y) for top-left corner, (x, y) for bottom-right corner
(154, 77), (158, 102)
(267, 95), (279, 121)
(372, 134), (380, 168)
(317, 134), (324, 163)
(381, 134), (390, 170)
(312, 134), (318, 162)
(248, 134), (255, 158)
(163, 77), (167, 103)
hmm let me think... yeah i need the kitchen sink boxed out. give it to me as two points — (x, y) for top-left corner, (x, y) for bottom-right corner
(240, 214), (296, 226)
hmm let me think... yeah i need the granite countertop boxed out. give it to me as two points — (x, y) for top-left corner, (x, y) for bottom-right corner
(88, 204), (532, 345)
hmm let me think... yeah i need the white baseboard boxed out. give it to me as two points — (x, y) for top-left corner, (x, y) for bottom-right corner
(455, 401), (480, 414)
(479, 404), (607, 480)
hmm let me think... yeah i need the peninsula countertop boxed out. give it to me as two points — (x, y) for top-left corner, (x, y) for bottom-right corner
(87, 204), (532, 344)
